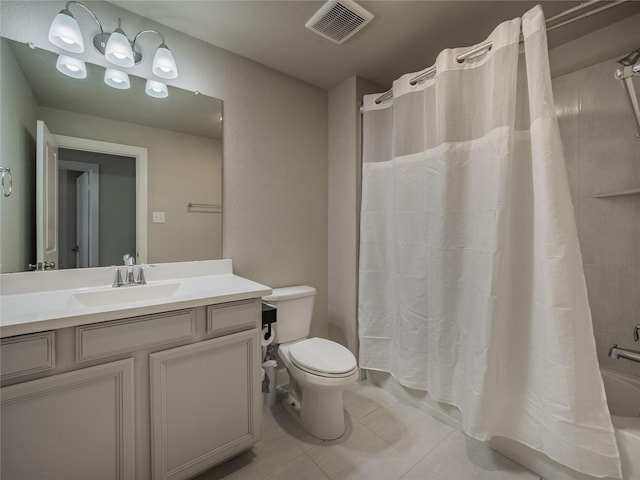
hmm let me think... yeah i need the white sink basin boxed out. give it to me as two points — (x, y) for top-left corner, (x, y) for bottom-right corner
(73, 283), (180, 307)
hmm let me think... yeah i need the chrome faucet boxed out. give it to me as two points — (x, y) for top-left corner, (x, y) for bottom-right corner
(607, 324), (640, 364)
(609, 325), (640, 363)
(608, 345), (640, 364)
(123, 254), (135, 284)
(112, 254), (148, 287)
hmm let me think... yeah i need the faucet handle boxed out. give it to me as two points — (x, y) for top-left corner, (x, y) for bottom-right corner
(135, 264), (154, 285)
(136, 267), (146, 285)
(111, 267), (124, 287)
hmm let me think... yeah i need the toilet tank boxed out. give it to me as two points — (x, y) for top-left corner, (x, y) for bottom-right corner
(262, 285), (316, 344)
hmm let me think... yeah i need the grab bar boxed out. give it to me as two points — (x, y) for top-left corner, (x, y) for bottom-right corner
(609, 345), (640, 364)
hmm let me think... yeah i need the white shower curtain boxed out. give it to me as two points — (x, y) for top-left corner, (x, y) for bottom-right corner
(358, 6), (621, 479)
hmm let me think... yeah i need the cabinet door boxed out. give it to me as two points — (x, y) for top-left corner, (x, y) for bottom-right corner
(1, 358), (135, 480)
(150, 329), (260, 480)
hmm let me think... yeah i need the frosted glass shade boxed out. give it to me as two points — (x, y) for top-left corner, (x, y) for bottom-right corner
(104, 30), (134, 67)
(48, 11), (84, 53)
(104, 69), (130, 89)
(152, 45), (178, 79)
(145, 80), (168, 98)
(56, 55), (87, 79)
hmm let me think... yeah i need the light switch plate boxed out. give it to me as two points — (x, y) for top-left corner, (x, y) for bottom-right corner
(152, 212), (166, 223)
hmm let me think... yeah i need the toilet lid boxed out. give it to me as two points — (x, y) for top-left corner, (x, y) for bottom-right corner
(289, 338), (357, 375)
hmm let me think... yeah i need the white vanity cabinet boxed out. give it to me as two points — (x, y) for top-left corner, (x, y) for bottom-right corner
(150, 328), (260, 480)
(0, 297), (263, 480)
(0, 358), (135, 480)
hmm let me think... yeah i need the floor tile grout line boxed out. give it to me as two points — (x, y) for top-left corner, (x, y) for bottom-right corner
(303, 449), (335, 480)
(397, 428), (456, 480)
(302, 415), (404, 480)
(356, 404), (382, 423)
(355, 418), (399, 450)
(258, 448), (309, 480)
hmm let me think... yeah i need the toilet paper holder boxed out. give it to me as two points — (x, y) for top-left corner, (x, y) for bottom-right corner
(261, 301), (277, 342)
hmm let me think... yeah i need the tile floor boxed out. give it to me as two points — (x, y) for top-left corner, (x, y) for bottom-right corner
(196, 381), (542, 480)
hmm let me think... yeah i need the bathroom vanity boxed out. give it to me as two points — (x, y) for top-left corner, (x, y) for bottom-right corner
(0, 260), (270, 480)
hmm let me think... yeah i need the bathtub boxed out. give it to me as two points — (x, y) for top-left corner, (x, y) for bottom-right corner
(602, 369), (640, 480)
(367, 368), (640, 480)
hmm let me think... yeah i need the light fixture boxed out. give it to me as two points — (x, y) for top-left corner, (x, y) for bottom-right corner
(145, 79), (168, 98)
(152, 44), (178, 79)
(104, 19), (135, 67)
(134, 30), (178, 79)
(47, 2), (178, 84)
(104, 68), (130, 89)
(48, 8), (84, 53)
(56, 55), (87, 78)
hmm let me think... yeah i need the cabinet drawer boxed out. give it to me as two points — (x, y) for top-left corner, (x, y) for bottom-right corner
(1, 332), (55, 381)
(76, 309), (196, 362)
(207, 300), (258, 336)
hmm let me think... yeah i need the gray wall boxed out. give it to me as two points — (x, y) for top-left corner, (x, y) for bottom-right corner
(553, 57), (640, 378)
(327, 76), (381, 355)
(0, 38), (37, 273)
(0, 1), (328, 337)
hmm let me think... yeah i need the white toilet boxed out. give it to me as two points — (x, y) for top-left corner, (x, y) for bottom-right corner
(262, 285), (358, 440)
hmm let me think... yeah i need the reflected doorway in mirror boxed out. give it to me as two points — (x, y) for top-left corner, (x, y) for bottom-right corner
(58, 159), (100, 269)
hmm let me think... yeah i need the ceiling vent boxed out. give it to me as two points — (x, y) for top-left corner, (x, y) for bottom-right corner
(305, 1), (374, 44)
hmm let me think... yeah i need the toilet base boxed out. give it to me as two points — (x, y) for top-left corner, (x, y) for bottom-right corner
(282, 385), (346, 440)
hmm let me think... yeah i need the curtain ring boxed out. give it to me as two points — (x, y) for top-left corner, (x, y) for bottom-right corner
(0, 167), (12, 197)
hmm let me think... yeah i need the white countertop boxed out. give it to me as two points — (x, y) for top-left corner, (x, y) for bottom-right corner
(0, 260), (271, 338)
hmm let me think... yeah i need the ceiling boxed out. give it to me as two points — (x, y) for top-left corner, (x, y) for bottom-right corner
(111, 1), (640, 90)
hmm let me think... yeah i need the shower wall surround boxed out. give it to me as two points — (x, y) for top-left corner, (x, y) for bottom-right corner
(553, 56), (640, 378)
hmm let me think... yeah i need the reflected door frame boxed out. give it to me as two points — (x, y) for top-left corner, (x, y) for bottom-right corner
(53, 135), (148, 264)
(58, 160), (100, 268)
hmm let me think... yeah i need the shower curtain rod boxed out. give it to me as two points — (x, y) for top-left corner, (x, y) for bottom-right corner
(372, 0), (630, 105)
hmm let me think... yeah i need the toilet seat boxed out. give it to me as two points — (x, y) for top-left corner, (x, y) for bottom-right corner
(288, 338), (357, 378)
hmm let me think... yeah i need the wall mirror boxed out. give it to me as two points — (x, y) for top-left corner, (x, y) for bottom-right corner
(1, 37), (223, 273)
